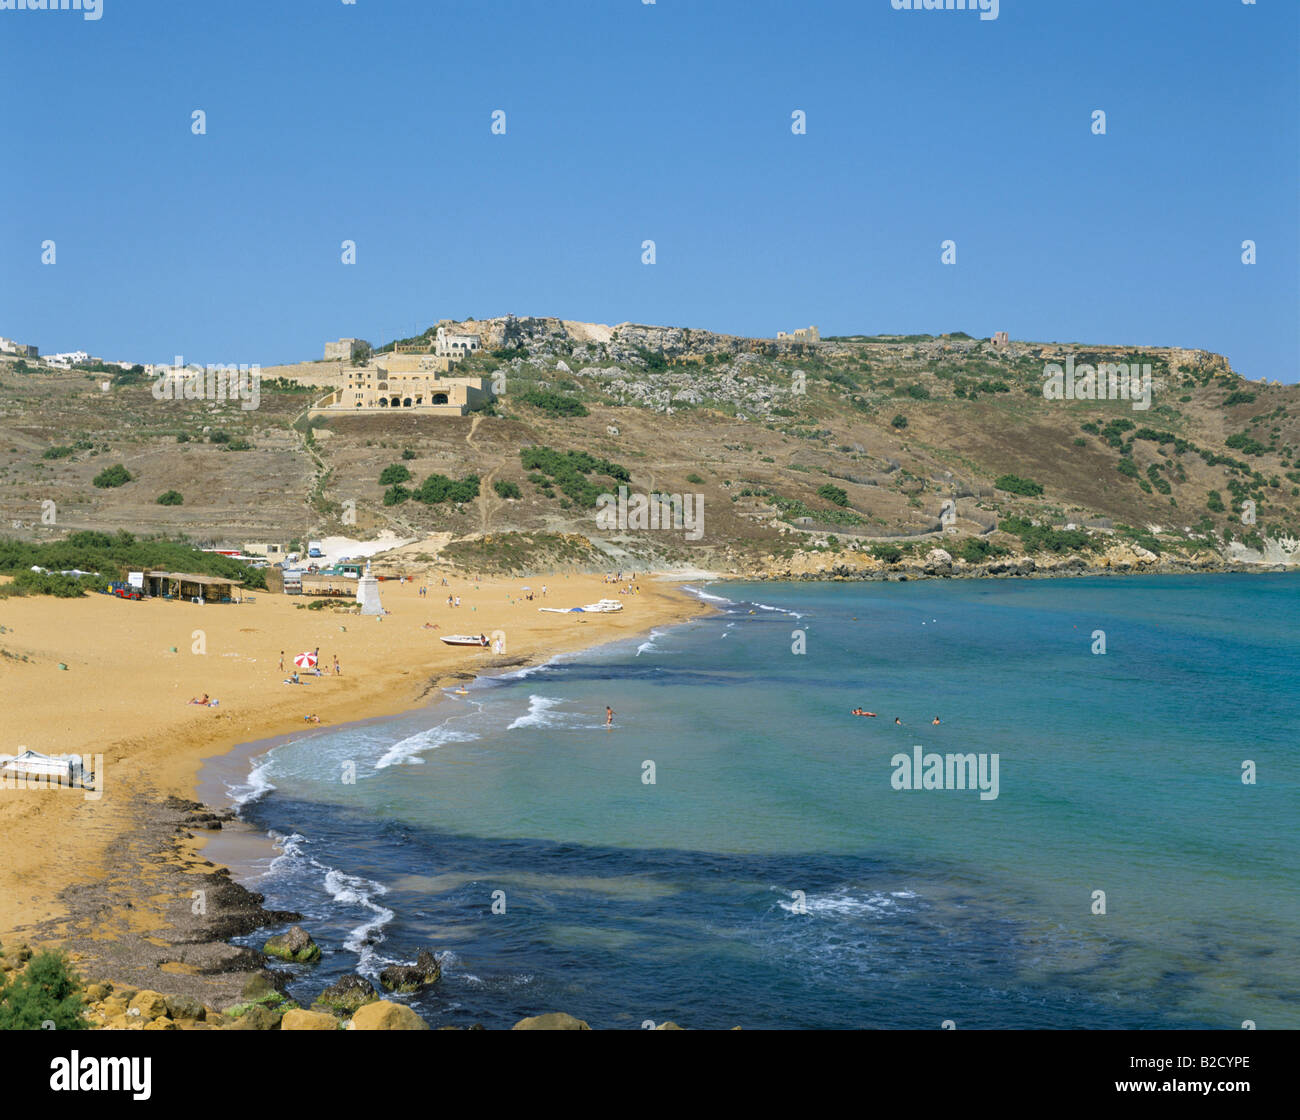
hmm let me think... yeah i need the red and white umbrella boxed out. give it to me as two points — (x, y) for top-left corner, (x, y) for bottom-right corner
(294, 651), (317, 669)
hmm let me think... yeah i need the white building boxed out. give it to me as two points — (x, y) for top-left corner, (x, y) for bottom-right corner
(435, 326), (481, 359)
(44, 350), (94, 369)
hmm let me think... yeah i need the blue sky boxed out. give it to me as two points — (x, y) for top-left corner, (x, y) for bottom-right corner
(2, 0), (1296, 379)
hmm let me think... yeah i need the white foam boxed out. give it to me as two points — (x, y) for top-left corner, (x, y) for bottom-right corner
(776, 888), (915, 918)
(375, 724), (478, 769)
(229, 756), (276, 809)
(752, 600), (804, 619)
(508, 694), (563, 730)
(682, 584), (734, 605)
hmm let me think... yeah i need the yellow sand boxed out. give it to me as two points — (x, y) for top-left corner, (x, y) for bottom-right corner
(0, 572), (702, 942)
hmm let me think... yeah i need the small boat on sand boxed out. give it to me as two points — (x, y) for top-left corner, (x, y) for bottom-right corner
(440, 634), (489, 647)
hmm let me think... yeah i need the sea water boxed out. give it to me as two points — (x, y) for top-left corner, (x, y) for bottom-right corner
(215, 575), (1299, 1029)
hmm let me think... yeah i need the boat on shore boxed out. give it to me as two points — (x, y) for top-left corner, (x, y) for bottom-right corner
(440, 634), (489, 647)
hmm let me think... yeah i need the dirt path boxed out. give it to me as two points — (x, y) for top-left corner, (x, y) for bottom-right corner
(467, 414), (509, 536)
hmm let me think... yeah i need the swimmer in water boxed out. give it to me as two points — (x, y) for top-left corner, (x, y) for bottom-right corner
(932, 716), (941, 725)
(894, 717), (902, 726)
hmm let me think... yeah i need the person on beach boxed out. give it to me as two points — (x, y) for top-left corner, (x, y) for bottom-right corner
(304, 713), (320, 723)
(455, 596), (461, 608)
(278, 651), (284, 672)
(333, 655), (340, 675)
(189, 693), (209, 705)
(286, 671), (300, 685)
(447, 595), (453, 607)
(605, 706), (614, 729)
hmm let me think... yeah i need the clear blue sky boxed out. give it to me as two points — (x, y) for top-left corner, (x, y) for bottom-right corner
(3, 0), (1296, 379)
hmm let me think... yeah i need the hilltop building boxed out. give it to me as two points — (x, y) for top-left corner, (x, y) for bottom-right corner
(991, 331), (1009, 348)
(776, 326), (820, 342)
(309, 354), (493, 417)
(324, 337), (370, 361)
(0, 337), (38, 358)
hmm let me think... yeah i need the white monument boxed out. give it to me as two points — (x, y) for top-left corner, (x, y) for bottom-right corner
(356, 560), (384, 616)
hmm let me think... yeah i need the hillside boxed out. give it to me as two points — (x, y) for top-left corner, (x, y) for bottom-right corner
(2, 319), (1298, 577)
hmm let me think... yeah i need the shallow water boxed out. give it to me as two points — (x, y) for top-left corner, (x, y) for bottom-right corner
(210, 574), (1300, 1029)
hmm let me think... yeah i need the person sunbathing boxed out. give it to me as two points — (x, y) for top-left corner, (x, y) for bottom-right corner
(304, 714), (320, 723)
(189, 694), (209, 705)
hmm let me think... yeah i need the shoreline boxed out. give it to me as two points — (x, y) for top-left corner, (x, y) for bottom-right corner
(0, 570), (710, 1009)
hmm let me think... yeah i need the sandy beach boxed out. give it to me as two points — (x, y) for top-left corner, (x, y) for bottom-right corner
(0, 571), (705, 952)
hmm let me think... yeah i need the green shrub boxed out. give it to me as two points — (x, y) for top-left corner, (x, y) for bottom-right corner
(1117, 459), (1139, 479)
(156, 490), (184, 506)
(1206, 491), (1225, 512)
(871, 543), (902, 563)
(401, 448), (416, 460)
(383, 485), (411, 506)
(953, 536), (1010, 563)
(518, 388), (589, 417)
(817, 484), (849, 507)
(379, 464), (412, 486)
(92, 464), (132, 488)
(1073, 438), (1086, 447)
(1223, 391), (1256, 406)
(685, 473), (705, 485)
(415, 473), (480, 504)
(224, 438), (253, 451)
(209, 431), (230, 444)
(994, 474), (1043, 497)
(906, 384), (930, 400)
(493, 479), (522, 499)
(42, 446), (75, 460)
(176, 432), (190, 443)
(999, 517), (1093, 554)
(891, 414), (908, 429)
(0, 949), (89, 1030)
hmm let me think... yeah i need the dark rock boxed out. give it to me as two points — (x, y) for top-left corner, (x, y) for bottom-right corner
(379, 948), (442, 993)
(312, 974), (379, 1015)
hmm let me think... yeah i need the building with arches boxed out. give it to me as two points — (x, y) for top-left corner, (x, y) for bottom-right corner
(308, 359), (493, 417)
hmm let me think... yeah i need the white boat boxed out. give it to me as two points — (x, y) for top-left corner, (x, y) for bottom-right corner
(440, 634), (489, 647)
(538, 599), (624, 614)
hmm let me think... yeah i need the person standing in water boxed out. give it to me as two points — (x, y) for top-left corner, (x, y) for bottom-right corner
(605, 706), (614, 730)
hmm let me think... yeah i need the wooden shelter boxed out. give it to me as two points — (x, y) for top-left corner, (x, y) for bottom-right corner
(143, 570), (244, 603)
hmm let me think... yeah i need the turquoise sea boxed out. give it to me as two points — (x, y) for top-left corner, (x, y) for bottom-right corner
(211, 574), (1299, 1029)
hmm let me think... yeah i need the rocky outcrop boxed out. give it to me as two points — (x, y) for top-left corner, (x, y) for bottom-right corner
(378, 948), (441, 993)
(262, 925), (321, 964)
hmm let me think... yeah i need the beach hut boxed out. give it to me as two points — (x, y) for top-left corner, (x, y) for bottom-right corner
(1, 750), (74, 784)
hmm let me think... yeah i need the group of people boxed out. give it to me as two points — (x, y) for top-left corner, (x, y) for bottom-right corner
(850, 711), (941, 726)
(279, 648), (341, 683)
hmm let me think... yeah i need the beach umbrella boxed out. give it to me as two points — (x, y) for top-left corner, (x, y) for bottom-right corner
(294, 651), (317, 669)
